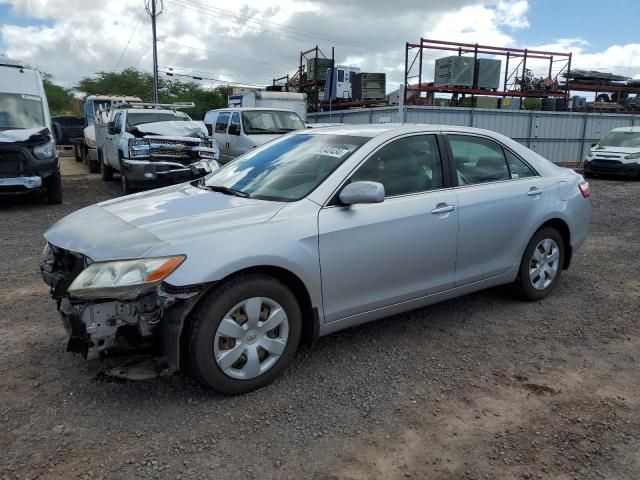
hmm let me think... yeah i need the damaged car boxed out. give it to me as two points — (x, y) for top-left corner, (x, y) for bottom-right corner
(41, 125), (591, 395)
(97, 104), (220, 194)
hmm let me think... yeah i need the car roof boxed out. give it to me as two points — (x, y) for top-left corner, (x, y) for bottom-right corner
(124, 109), (187, 115)
(296, 123), (509, 138)
(206, 107), (299, 113)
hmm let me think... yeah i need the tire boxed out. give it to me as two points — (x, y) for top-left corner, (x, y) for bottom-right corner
(513, 227), (564, 301)
(100, 149), (113, 181)
(121, 172), (133, 195)
(583, 170), (592, 179)
(88, 151), (100, 174)
(74, 145), (82, 162)
(45, 170), (63, 204)
(188, 274), (302, 395)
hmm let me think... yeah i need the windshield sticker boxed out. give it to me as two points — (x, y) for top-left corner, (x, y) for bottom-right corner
(315, 146), (351, 158)
(21, 94), (41, 101)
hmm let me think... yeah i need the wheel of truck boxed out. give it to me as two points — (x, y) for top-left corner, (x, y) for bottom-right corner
(100, 148), (113, 181)
(46, 170), (63, 204)
(121, 172), (133, 195)
(188, 274), (302, 395)
(88, 150), (100, 174)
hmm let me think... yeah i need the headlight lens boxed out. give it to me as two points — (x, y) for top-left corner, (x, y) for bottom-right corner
(68, 255), (185, 299)
(85, 136), (97, 148)
(33, 140), (55, 159)
(624, 152), (640, 160)
(129, 138), (150, 159)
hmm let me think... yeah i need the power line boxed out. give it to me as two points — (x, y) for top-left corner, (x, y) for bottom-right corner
(114, 10), (146, 70)
(159, 69), (264, 87)
(162, 65), (275, 83)
(165, 0), (417, 66)
(157, 40), (293, 70)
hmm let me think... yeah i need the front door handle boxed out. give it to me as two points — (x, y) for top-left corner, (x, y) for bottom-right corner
(527, 188), (543, 196)
(431, 203), (455, 214)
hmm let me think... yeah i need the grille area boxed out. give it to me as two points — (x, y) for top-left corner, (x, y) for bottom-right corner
(149, 138), (201, 161)
(0, 149), (26, 176)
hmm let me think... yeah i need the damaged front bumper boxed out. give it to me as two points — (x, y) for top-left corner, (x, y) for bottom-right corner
(121, 158), (219, 187)
(40, 244), (208, 379)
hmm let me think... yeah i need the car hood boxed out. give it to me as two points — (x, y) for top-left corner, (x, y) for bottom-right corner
(44, 182), (285, 261)
(592, 146), (639, 155)
(0, 127), (50, 144)
(134, 120), (208, 139)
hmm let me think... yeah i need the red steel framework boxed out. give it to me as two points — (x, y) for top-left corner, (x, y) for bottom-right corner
(404, 38), (572, 105)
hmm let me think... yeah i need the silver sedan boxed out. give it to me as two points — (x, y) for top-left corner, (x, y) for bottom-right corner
(41, 124), (591, 394)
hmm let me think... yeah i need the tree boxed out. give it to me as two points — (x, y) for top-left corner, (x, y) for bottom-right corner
(75, 69), (228, 119)
(41, 73), (73, 115)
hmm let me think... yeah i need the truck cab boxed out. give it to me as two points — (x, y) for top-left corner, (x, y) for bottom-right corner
(97, 103), (220, 194)
(203, 108), (306, 163)
(0, 57), (62, 203)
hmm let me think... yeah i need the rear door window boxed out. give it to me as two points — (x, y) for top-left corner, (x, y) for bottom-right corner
(448, 135), (510, 185)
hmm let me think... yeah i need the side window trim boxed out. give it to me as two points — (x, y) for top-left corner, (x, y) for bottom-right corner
(324, 132), (450, 207)
(443, 133), (539, 187)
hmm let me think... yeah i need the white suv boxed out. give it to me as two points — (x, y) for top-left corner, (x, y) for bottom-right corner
(584, 127), (640, 178)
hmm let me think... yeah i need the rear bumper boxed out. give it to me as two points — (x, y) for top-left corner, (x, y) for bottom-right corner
(584, 160), (640, 177)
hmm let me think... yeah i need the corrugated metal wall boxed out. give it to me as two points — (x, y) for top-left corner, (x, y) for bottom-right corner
(308, 106), (640, 164)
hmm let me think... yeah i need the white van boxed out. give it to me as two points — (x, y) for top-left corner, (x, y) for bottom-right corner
(0, 57), (62, 203)
(203, 108), (306, 163)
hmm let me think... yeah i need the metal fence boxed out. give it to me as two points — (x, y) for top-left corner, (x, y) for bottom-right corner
(308, 106), (640, 164)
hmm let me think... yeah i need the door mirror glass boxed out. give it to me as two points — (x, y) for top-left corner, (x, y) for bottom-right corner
(107, 121), (119, 134)
(339, 181), (385, 205)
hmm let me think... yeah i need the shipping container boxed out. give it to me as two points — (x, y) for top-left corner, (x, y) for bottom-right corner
(435, 56), (474, 87)
(352, 73), (386, 101)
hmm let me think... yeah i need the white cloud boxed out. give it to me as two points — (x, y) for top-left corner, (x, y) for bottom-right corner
(1, 0), (639, 93)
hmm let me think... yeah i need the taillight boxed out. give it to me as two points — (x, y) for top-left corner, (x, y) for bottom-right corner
(578, 181), (590, 198)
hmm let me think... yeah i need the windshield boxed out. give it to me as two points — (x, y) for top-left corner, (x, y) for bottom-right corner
(598, 131), (640, 148)
(204, 133), (369, 202)
(127, 112), (190, 127)
(0, 93), (46, 130)
(242, 110), (305, 134)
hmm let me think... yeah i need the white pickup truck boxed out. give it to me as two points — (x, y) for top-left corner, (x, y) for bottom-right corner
(97, 103), (220, 194)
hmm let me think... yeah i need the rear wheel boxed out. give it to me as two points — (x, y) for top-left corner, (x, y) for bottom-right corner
(45, 170), (63, 204)
(188, 274), (302, 395)
(100, 149), (113, 181)
(513, 227), (564, 301)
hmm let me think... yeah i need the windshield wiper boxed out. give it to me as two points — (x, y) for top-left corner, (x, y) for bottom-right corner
(205, 184), (250, 198)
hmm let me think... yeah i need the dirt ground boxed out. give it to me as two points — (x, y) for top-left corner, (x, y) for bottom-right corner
(1, 157), (639, 480)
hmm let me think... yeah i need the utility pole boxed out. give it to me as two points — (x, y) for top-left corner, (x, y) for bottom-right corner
(145, 0), (163, 103)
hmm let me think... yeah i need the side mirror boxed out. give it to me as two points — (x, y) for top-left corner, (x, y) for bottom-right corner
(228, 124), (240, 136)
(51, 122), (63, 144)
(339, 181), (385, 205)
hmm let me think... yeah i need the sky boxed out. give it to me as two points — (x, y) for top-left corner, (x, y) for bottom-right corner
(1, 0), (639, 91)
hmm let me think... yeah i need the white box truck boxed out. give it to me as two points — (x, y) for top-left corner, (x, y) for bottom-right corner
(228, 91), (307, 121)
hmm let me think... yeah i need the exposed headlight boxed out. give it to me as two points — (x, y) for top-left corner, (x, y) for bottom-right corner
(68, 255), (185, 300)
(586, 151), (594, 158)
(85, 137), (97, 148)
(624, 152), (640, 160)
(128, 138), (150, 159)
(33, 140), (55, 159)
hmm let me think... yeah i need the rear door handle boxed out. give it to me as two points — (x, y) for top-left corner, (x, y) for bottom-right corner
(527, 188), (543, 196)
(431, 203), (455, 214)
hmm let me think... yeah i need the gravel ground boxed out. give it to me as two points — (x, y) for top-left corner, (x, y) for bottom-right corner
(1, 157), (639, 480)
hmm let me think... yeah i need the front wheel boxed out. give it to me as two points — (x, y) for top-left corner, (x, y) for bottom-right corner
(45, 170), (63, 204)
(513, 227), (564, 301)
(188, 275), (302, 395)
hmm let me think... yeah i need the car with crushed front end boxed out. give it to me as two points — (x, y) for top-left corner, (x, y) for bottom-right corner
(40, 124), (591, 395)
